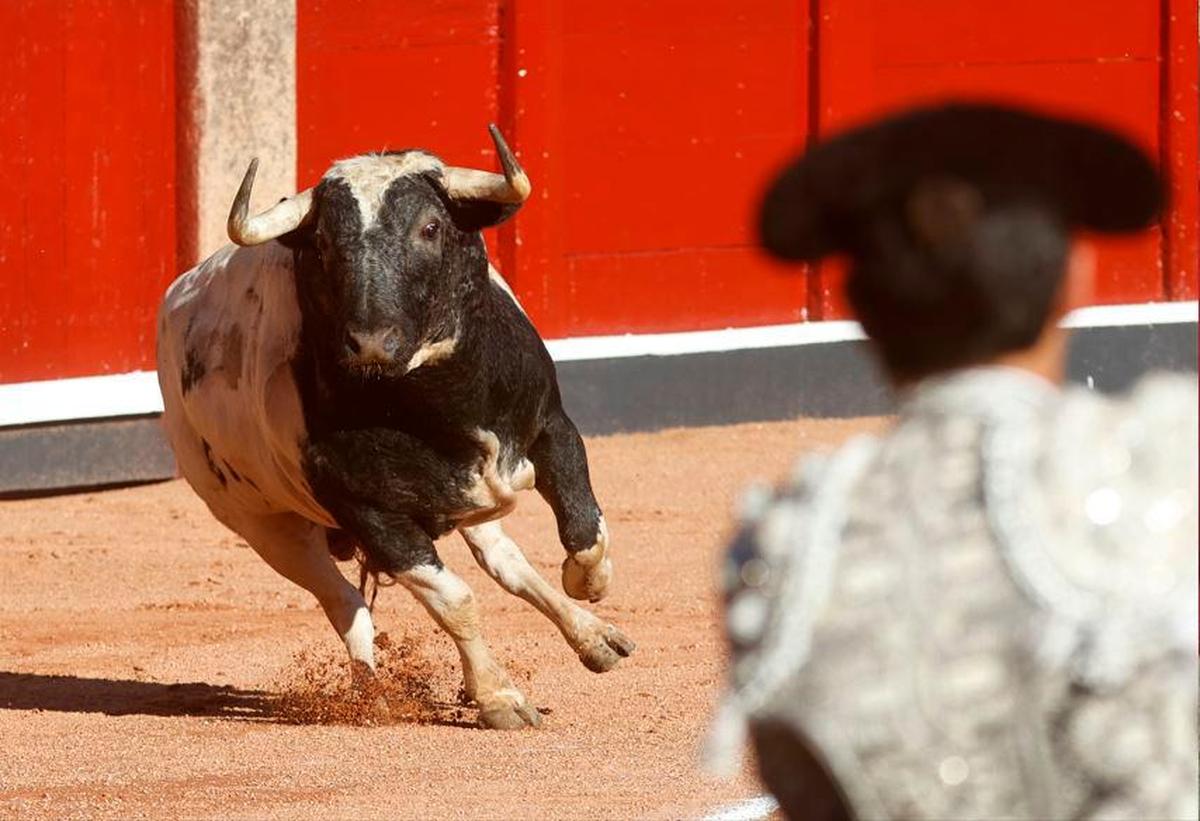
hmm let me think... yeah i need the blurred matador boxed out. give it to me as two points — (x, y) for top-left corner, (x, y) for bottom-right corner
(707, 103), (1198, 821)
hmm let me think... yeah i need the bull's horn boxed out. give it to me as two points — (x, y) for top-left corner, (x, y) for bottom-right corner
(227, 158), (315, 246)
(441, 124), (532, 204)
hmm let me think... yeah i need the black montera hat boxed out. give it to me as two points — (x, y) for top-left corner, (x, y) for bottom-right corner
(760, 102), (1162, 262)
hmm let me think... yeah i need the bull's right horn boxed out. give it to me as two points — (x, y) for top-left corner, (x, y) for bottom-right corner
(227, 158), (315, 246)
(441, 124), (533, 205)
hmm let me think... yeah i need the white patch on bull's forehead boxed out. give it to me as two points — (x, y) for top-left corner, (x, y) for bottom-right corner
(324, 151), (444, 230)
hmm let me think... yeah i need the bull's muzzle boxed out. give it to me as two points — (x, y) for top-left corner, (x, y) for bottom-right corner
(344, 327), (402, 365)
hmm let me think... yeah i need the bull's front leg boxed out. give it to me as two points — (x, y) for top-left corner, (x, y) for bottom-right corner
(460, 521), (634, 673)
(528, 410), (615, 603)
(396, 563), (540, 729)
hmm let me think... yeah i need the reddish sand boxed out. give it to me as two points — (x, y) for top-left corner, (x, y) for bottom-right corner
(0, 417), (884, 819)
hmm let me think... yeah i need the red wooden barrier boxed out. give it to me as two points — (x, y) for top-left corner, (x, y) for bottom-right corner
(296, 0), (1197, 336)
(0, 2), (1194, 388)
(0, 0), (176, 383)
(1163, 0), (1200, 300)
(502, 1), (812, 338)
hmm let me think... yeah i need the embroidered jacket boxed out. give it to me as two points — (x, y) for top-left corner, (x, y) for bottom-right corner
(713, 368), (1198, 820)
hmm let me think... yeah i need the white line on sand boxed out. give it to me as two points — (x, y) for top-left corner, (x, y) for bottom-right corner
(700, 794), (779, 821)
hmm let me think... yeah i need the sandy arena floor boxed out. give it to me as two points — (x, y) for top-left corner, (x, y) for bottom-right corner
(0, 417), (883, 820)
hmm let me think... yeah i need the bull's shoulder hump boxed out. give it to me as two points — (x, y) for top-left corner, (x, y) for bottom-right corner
(164, 244), (296, 329)
(160, 242), (303, 398)
(487, 263), (526, 315)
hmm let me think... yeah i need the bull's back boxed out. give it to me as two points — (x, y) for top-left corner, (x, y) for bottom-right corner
(157, 243), (333, 527)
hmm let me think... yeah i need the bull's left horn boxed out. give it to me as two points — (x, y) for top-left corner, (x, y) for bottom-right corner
(227, 159), (315, 246)
(441, 124), (532, 205)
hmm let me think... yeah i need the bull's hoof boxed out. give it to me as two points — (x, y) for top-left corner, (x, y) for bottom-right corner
(478, 701), (542, 730)
(562, 555), (613, 603)
(364, 694), (392, 724)
(349, 660), (392, 723)
(349, 659), (377, 687)
(578, 623), (636, 673)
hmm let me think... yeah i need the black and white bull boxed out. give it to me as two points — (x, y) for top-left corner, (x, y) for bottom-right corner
(156, 126), (633, 729)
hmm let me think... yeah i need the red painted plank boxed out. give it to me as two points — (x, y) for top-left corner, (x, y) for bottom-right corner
(175, 0), (200, 273)
(0, 0), (176, 384)
(1162, 0), (1199, 300)
(297, 0), (505, 262)
(564, 249), (802, 336)
(296, 0), (502, 187)
(813, 0), (1167, 318)
(871, 0), (1159, 65)
(492, 0), (566, 325)
(0, 1), (63, 382)
(504, 0), (810, 337)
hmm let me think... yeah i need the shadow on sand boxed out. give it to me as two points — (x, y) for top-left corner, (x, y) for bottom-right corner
(0, 671), (477, 728)
(0, 671), (272, 720)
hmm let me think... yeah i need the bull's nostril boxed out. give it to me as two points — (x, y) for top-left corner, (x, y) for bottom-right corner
(379, 327), (400, 355)
(346, 327), (400, 363)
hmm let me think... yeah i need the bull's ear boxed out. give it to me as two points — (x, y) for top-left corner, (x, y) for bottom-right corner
(427, 171), (523, 231)
(275, 218), (316, 250)
(448, 199), (522, 232)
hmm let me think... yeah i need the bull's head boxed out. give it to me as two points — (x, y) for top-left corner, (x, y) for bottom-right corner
(226, 125), (531, 378)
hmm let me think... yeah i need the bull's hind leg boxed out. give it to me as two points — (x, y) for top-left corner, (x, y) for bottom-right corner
(233, 512), (376, 676)
(398, 563), (540, 729)
(460, 522), (634, 672)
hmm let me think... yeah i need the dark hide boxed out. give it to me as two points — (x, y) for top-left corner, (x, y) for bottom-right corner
(280, 161), (602, 578)
(180, 348), (206, 395)
(200, 438), (227, 487)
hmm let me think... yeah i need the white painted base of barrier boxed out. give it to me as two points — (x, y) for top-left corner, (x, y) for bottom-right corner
(1, 300), (1195, 428)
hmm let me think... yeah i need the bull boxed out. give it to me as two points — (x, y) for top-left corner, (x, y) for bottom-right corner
(156, 126), (633, 729)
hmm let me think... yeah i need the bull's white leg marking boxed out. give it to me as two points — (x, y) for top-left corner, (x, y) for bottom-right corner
(234, 513), (376, 672)
(397, 564), (539, 729)
(561, 514), (615, 603)
(509, 457), (536, 492)
(456, 429), (531, 527)
(473, 429), (512, 507)
(460, 521), (634, 673)
(341, 606), (375, 668)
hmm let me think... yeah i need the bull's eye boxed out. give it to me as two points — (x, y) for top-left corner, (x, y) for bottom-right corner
(421, 220), (440, 240)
